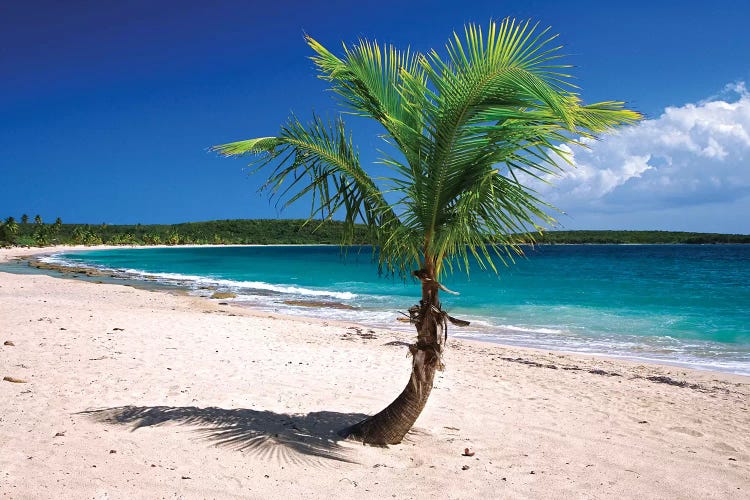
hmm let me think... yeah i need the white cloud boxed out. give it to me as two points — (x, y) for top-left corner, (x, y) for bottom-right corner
(535, 81), (750, 229)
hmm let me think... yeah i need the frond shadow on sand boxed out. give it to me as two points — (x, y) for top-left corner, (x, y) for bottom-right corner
(79, 405), (369, 463)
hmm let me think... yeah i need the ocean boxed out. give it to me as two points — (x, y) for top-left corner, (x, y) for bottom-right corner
(41, 244), (750, 375)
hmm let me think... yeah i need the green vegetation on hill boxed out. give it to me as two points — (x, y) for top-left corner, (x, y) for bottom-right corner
(533, 230), (750, 244)
(0, 218), (371, 247)
(1, 217), (749, 247)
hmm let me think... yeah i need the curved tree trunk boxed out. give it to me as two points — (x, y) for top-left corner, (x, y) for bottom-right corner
(341, 269), (445, 445)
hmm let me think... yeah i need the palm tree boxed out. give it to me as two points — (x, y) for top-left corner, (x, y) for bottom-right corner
(34, 214), (42, 225)
(5, 217), (18, 234)
(213, 19), (640, 445)
(21, 214), (29, 225)
(2, 217), (19, 246)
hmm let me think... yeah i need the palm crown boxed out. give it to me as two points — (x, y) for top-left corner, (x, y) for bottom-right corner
(213, 19), (640, 280)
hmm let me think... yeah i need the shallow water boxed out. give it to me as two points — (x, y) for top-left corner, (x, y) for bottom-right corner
(43, 244), (750, 375)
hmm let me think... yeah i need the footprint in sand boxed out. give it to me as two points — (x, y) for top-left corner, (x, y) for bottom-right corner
(714, 441), (737, 452)
(669, 426), (703, 437)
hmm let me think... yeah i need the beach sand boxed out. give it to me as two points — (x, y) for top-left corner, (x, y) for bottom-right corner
(1, 247), (748, 498)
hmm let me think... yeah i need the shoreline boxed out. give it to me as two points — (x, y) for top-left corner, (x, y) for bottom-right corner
(3, 244), (750, 384)
(1, 246), (748, 497)
(3, 245), (749, 378)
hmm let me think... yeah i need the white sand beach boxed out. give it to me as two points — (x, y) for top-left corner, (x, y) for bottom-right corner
(1, 247), (748, 499)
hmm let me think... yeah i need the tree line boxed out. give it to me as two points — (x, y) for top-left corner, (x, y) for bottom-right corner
(1, 216), (749, 247)
(532, 230), (750, 245)
(0, 217), (371, 247)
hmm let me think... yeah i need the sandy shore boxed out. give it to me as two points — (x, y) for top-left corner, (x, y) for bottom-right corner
(1, 247), (748, 498)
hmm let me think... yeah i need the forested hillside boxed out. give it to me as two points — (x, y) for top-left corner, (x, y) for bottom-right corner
(1, 216), (749, 247)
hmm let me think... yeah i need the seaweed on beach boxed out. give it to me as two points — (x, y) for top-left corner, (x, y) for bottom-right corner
(589, 369), (622, 377)
(646, 375), (703, 390)
(498, 357), (558, 370)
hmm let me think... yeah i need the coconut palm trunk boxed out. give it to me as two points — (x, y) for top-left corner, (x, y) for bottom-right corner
(213, 19), (640, 447)
(343, 265), (444, 444)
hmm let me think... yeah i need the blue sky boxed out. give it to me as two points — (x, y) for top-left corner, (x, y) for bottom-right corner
(2, 0), (749, 232)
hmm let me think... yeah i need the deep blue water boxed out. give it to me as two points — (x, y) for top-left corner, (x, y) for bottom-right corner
(47, 245), (750, 375)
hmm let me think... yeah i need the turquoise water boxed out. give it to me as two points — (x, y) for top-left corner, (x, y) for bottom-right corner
(46, 245), (750, 375)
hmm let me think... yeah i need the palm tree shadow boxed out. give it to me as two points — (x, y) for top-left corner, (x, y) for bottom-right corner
(79, 406), (369, 463)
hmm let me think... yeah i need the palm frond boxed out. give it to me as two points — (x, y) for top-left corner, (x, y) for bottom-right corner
(307, 35), (428, 169)
(210, 137), (283, 157)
